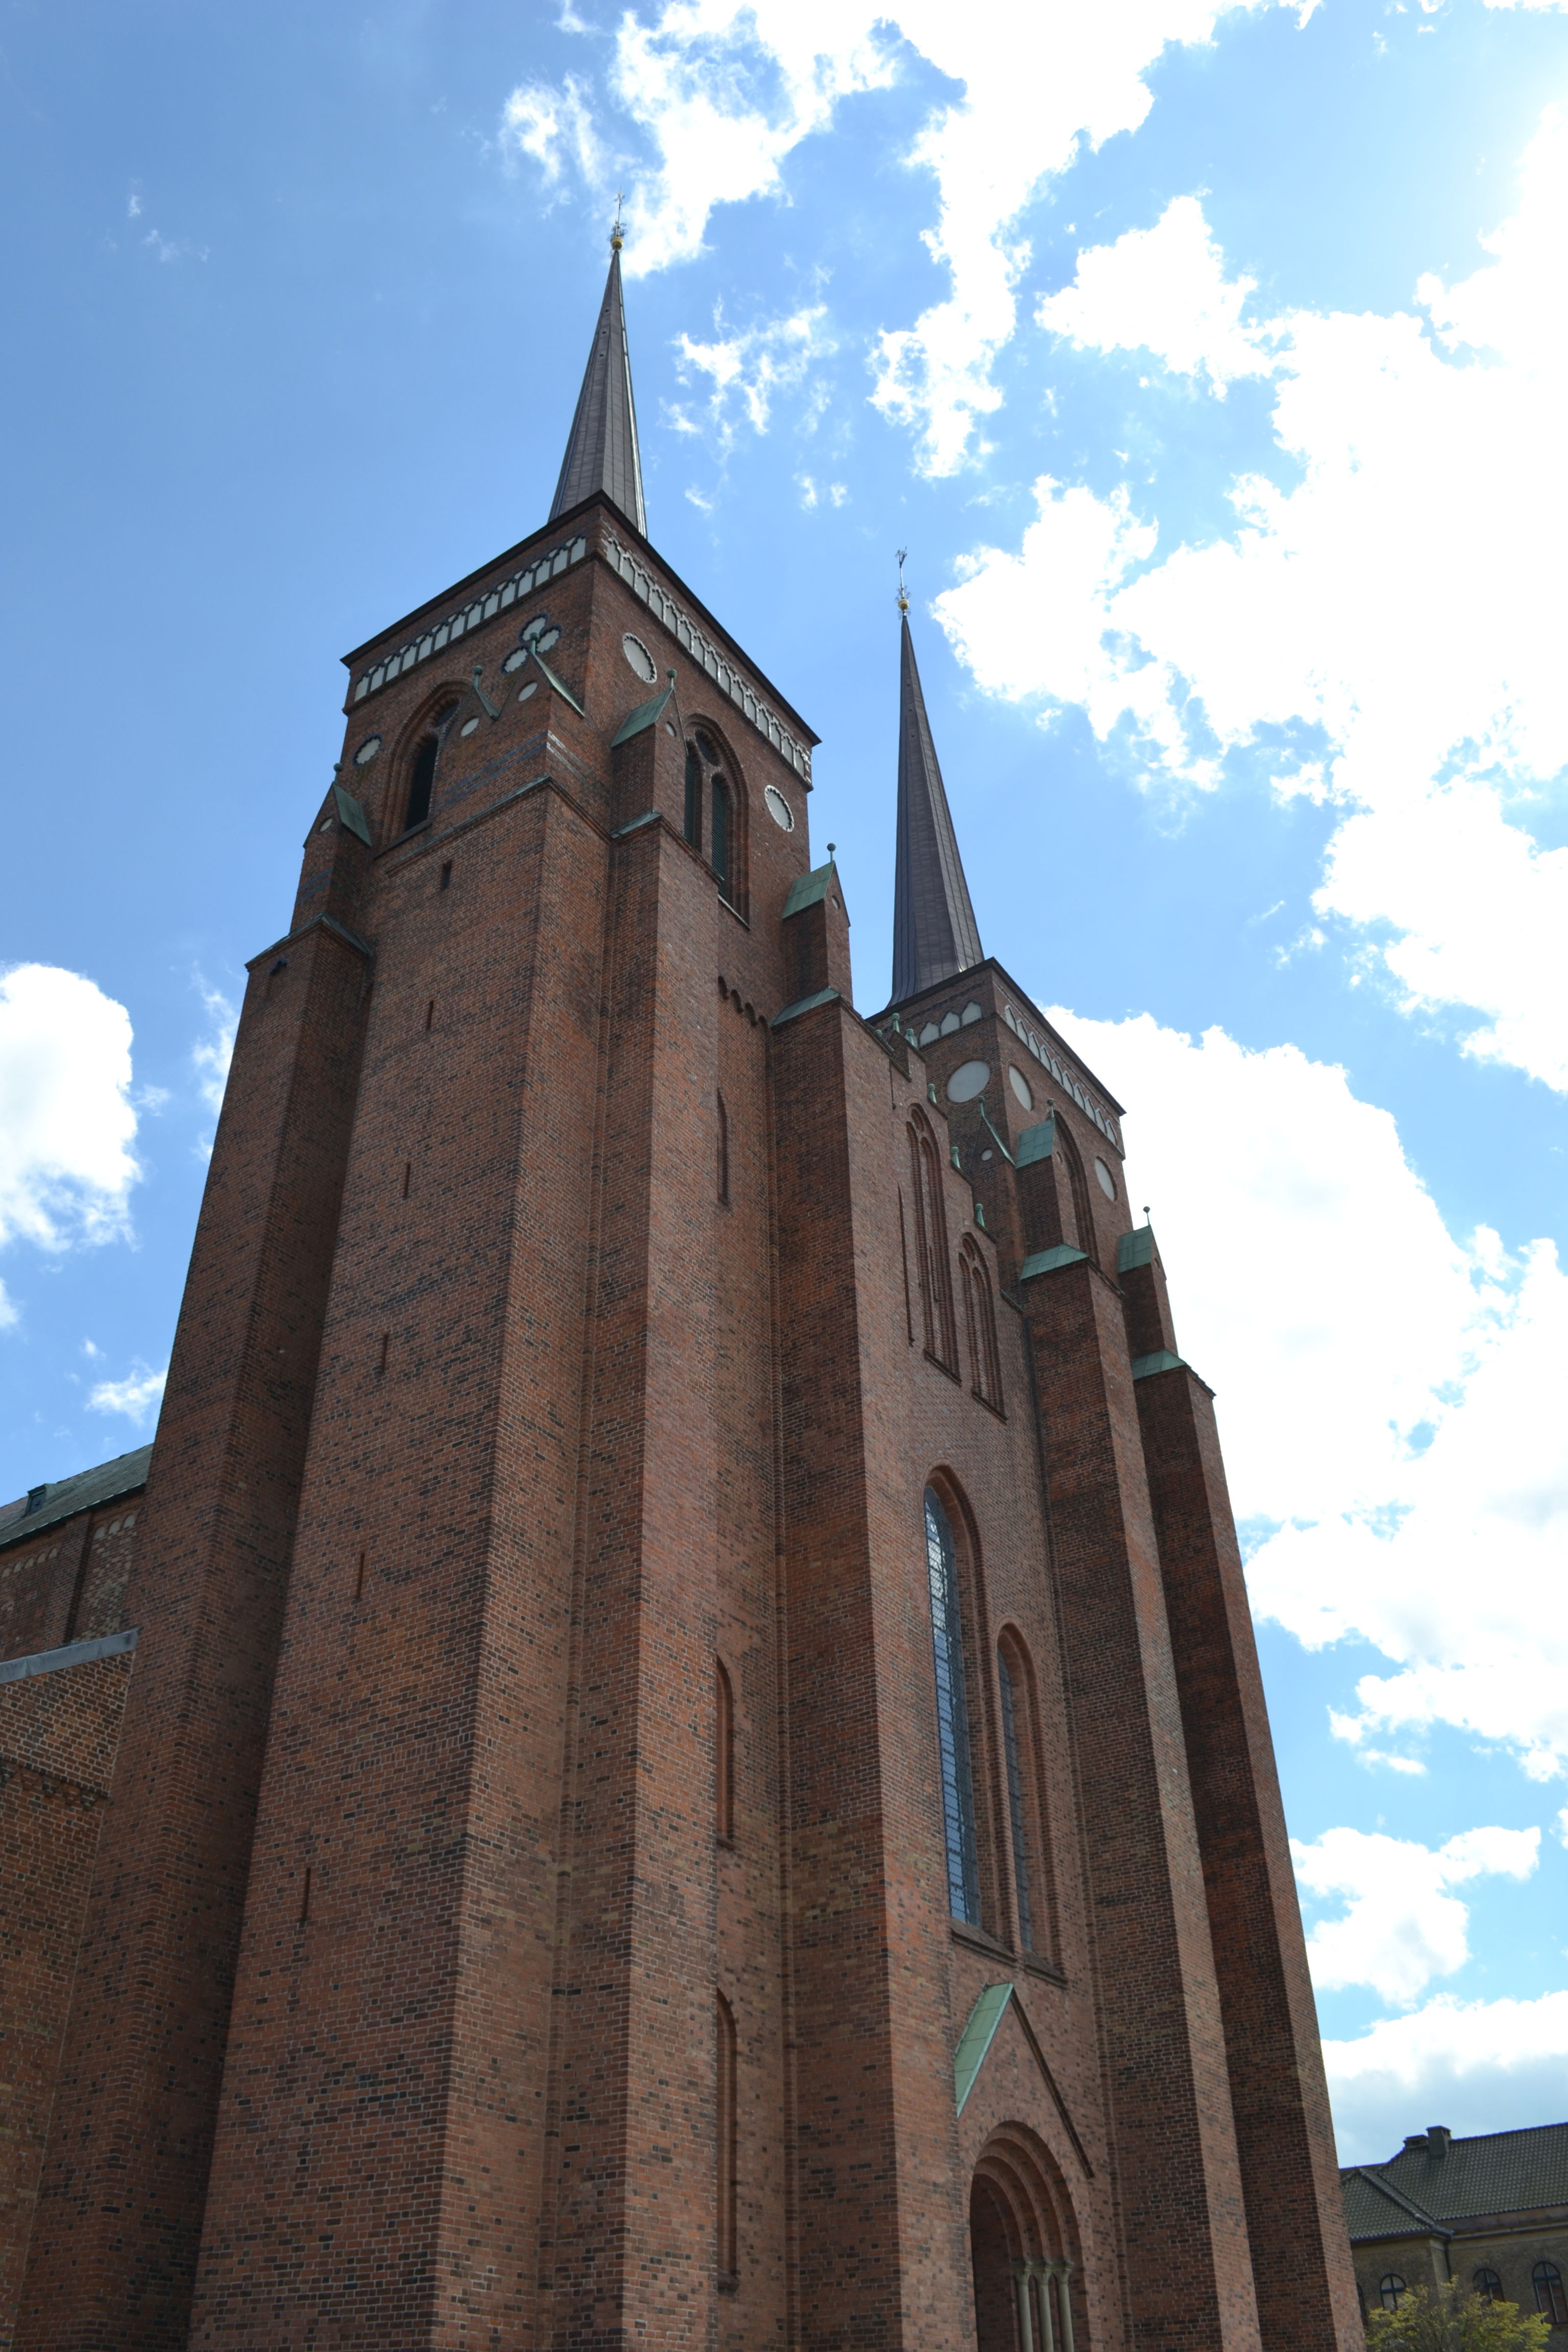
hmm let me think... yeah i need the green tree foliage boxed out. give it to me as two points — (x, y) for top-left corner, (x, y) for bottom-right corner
(1366, 2278), (1551, 2352)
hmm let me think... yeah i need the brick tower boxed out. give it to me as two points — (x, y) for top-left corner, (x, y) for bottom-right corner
(4, 234), (1361, 2352)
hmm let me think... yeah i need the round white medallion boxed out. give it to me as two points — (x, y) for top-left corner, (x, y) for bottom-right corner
(764, 783), (794, 832)
(459, 716), (480, 737)
(622, 632), (658, 684)
(1094, 1157), (1117, 1200)
(946, 1060), (990, 1104)
(517, 681), (537, 702)
(353, 734), (381, 766)
(1008, 1065), (1033, 1110)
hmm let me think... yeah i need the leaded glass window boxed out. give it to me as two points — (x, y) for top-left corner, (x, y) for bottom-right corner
(926, 1488), (979, 1925)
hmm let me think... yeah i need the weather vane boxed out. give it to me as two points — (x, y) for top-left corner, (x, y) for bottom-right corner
(896, 548), (909, 615)
(611, 191), (626, 251)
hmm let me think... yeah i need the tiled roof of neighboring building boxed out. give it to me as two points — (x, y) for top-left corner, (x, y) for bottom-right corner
(1343, 2123), (1568, 2239)
(0, 1445), (152, 1552)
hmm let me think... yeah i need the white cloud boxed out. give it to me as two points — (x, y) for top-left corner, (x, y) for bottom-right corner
(192, 981), (236, 1121)
(1037, 194), (1274, 390)
(1324, 1990), (1568, 2164)
(944, 118), (1568, 1087)
(0, 965), (141, 1257)
(669, 304), (835, 450)
(0, 1282), (17, 1334)
(86, 1361), (166, 1427)
(1292, 1824), (1538, 2004)
(502, 0), (1303, 468)
(1048, 1007), (1568, 1778)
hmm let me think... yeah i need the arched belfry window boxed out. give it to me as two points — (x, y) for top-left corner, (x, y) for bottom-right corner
(960, 1238), (1003, 1412)
(404, 700), (460, 833)
(925, 1487), (981, 1926)
(688, 731), (743, 910)
(908, 1113), (957, 1371)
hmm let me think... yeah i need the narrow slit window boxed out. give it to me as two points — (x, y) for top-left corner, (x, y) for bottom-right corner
(716, 1660), (734, 1842)
(716, 1991), (738, 2283)
(717, 1091), (730, 1207)
(684, 744), (702, 849)
(998, 1644), (1033, 1952)
(711, 775), (731, 893)
(925, 1488), (980, 1926)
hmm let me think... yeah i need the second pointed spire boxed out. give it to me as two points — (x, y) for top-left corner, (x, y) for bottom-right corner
(891, 609), (983, 1005)
(550, 231), (647, 537)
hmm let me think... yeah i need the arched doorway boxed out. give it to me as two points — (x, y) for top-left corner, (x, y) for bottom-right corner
(968, 2125), (1084, 2352)
(970, 2175), (1017, 2352)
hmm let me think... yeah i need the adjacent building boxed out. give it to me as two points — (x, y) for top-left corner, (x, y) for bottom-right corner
(1344, 2123), (1568, 2329)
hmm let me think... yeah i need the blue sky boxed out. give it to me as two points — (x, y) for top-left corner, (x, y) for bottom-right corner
(4, 0), (1568, 2165)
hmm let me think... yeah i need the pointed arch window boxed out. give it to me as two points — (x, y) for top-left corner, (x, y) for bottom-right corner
(684, 742), (702, 849)
(1535, 2264), (1566, 2325)
(997, 1633), (1051, 1957)
(908, 1113), (957, 1371)
(926, 1487), (981, 1926)
(404, 700), (460, 833)
(960, 1238), (1003, 1412)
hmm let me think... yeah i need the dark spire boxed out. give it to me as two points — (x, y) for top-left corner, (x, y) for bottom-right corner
(891, 595), (983, 1006)
(549, 219), (647, 536)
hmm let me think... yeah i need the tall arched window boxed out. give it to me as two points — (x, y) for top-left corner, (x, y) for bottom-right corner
(716, 1991), (738, 2285)
(1534, 2264), (1566, 2325)
(684, 743), (702, 849)
(716, 1659), (734, 1843)
(997, 1633), (1049, 1956)
(403, 700), (460, 833)
(926, 1487), (980, 1926)
(1379, 2277), (1407, 2313)
(960, 1238), (1003, 1412)
(711, 773), (732, 895)
(1054, 1118), (1097, 1265)
(908, 1113), (957, 1371)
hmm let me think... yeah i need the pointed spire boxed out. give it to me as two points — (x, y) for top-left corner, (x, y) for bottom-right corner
(891, 576), (983, 1006)
(550, 209), (647, 536)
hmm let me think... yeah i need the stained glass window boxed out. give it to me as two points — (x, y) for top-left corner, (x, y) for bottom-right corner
(926, 1488), (979, 1925)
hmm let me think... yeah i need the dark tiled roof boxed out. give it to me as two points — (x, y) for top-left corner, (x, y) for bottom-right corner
(0, 1446), (152, 1553)
(1343, 2124), (1568, 2240)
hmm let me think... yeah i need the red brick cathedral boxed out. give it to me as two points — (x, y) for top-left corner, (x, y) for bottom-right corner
(0, 240), (1361, 2352)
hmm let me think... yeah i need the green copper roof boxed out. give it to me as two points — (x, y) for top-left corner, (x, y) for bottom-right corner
(782, 862), (840, 920)
(1015, 1115), (1056, 1168)
(610, 680), (674, 746)
(1117, 1225), (1156, 1272)
(1020, 1244), (1088, 1281)
(954, 1982), (1015, 2113)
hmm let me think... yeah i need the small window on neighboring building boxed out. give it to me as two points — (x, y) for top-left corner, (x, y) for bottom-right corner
(1474, 2270), (1503, 2305)
(1535, 2264), (1567, 2326)
(1379, 2277), (1407, 2313)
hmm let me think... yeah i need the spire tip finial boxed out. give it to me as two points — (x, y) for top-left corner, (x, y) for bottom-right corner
(610, 189), (625, 251)
(896, 547), (909, 615)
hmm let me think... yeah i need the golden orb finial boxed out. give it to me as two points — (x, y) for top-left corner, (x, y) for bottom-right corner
(610, 190), (625, 252)
(896, 546), (910, 615)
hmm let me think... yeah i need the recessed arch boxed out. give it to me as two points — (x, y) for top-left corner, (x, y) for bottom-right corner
(394, 685), (465, 835)
(996, 1624), (1056, 1961)
(685, 714), (750, 916)
(970, 2122), (1089, 2352)
(924, 1469), (1006, 1940)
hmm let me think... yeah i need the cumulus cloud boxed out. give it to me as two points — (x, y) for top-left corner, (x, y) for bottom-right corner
(1292, 1824), (1539, 2004)
(1324, 1991), (1568, 2163)
(192, 981), (236, 1122)
(1036, 194), (1274, 390)
(946, 118), (1568, 1088)
(87, 1361), (167, 1428)
(501, 0), (1304, 468)
(0, 965), (141, 1257)
(669, 304), (836, 451)
(1049, 1006), (1568, 1778)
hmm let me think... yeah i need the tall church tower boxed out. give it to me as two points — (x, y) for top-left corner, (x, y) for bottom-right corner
(8, 239), (1360, 2352)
